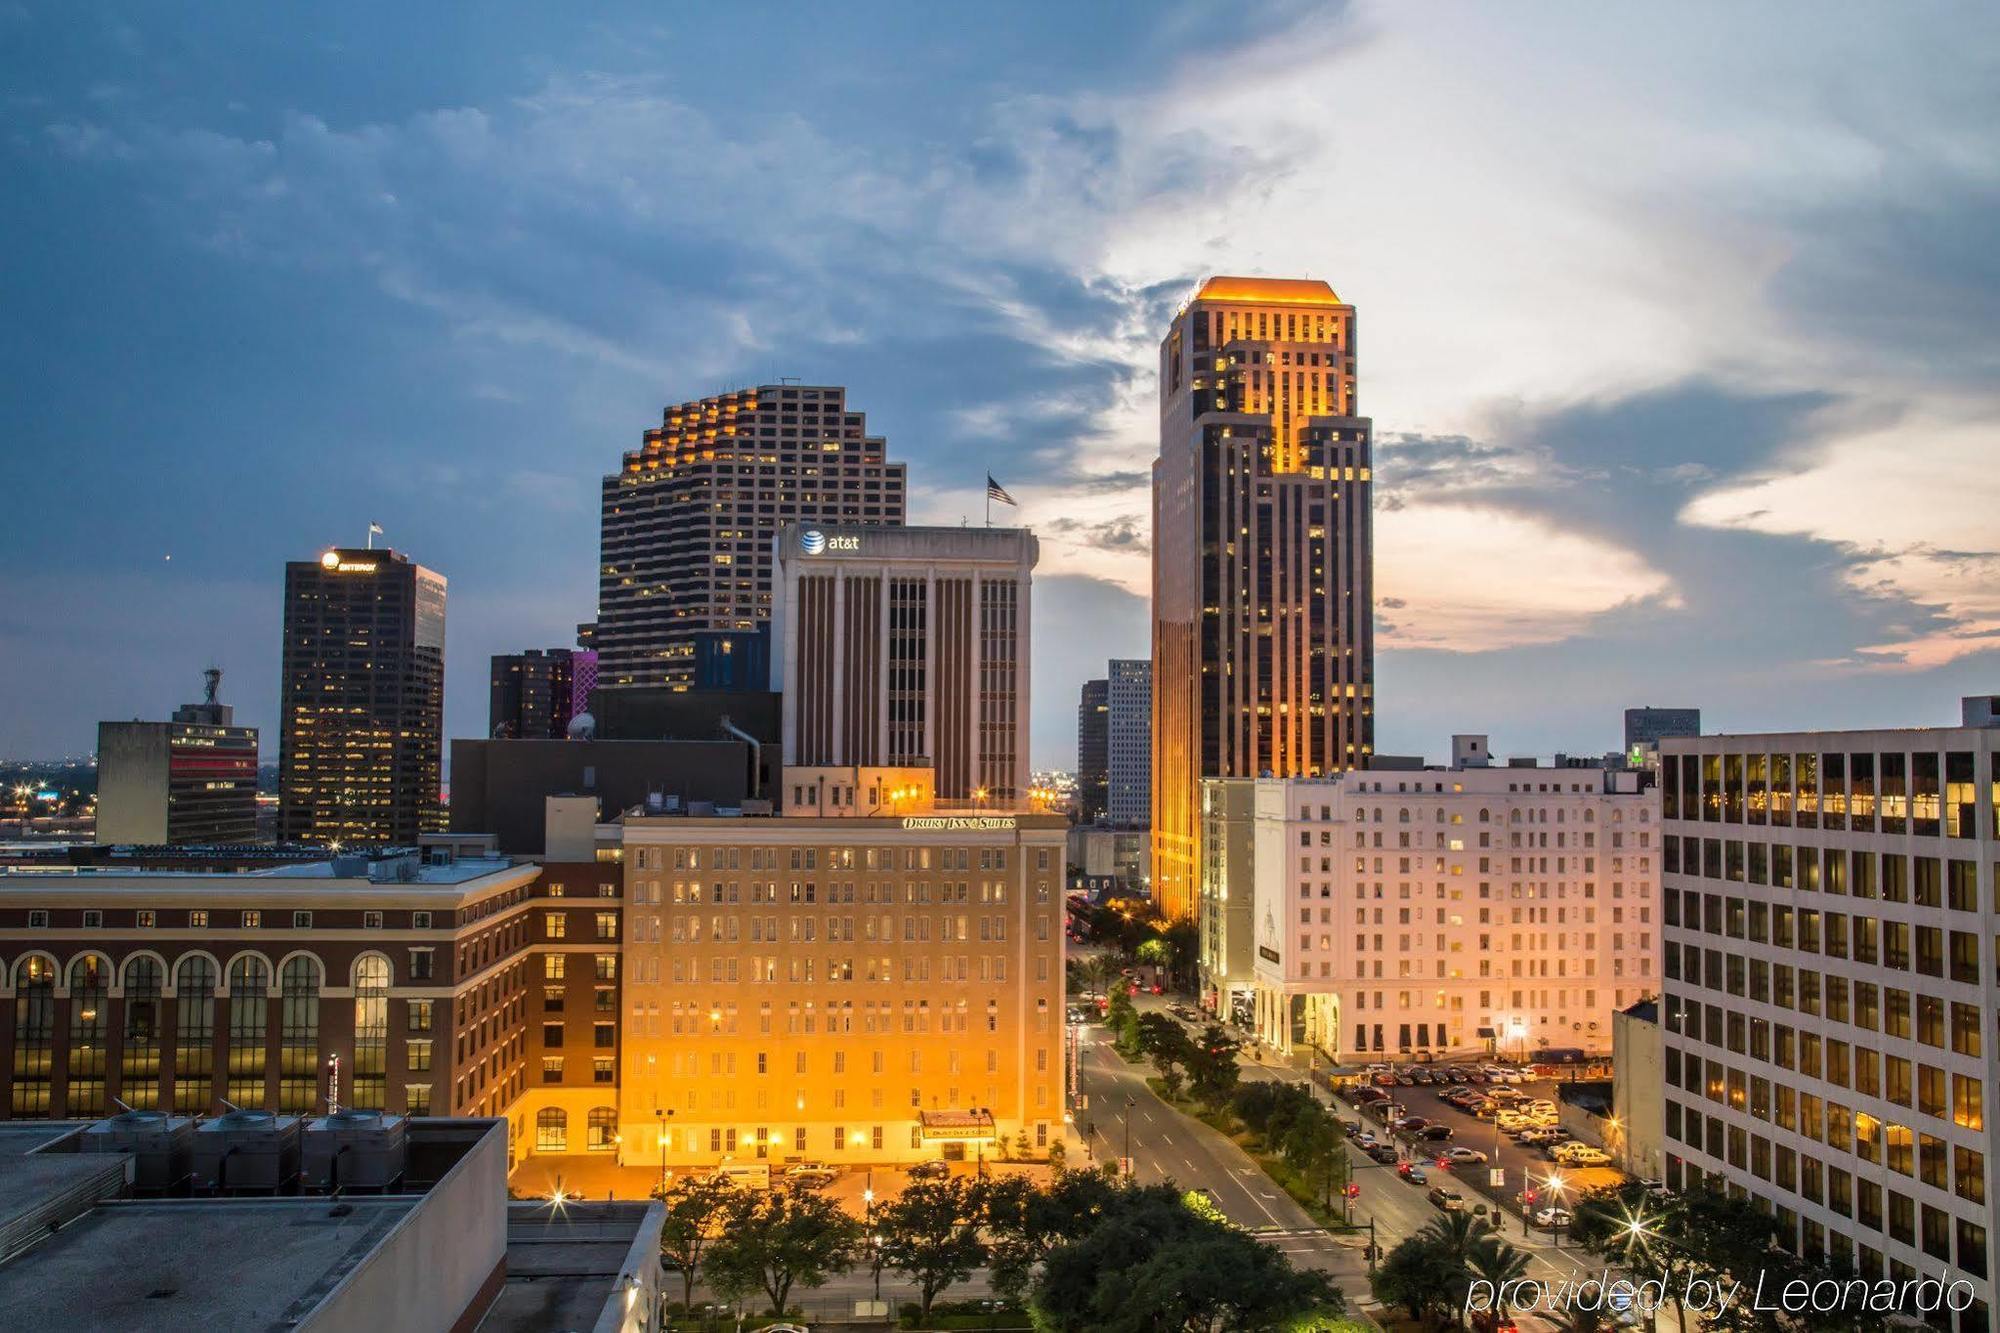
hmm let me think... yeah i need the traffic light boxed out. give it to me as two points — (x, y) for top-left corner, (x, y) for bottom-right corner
(1524, 1188), (1538, 1205)
(1345, 1182), (1360, 1199)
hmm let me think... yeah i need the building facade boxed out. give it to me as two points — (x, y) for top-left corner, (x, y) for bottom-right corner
(1076, 678), (1109, 824)
(592, 384), (907, 692)
(1152, 276), (1375, 919)
(1242, 749), (1659, 1063)
(615, 798), (1067, 1167)
(278, 547), (446, 846)
(96, 672), (258, 845)
(1658, 702), (2000, 1325)
(490, 648), (579, 740)
(1107, 658), (1152, 829)
(1197, 778), (1257, 1023)
(0, 850), (537, 1137)
(771, 523), (1036, 805)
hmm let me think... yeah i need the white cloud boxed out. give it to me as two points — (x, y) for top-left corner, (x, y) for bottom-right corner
(1376, 503), (1677, 651)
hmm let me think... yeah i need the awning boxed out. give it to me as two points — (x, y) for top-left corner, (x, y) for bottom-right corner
(917, 1110), (996, 1142)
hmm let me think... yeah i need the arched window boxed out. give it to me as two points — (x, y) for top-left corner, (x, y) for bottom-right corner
(587, 1107), (617, 1151)
(174, 956), (217, 1113)
(536, 1107), (568, 1153)
(1479, 808), (1491, 824)
(352, 955), (390, 1111)
(68, 955), (110, 1116)
(279, 957), (322, 1113)
(227, 955), (271, 1108)
(122, 956), (164, 1109)
(11, 955), (56, 1117)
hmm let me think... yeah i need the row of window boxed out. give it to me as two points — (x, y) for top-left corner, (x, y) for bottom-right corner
(1663, 749), (1989, 838)
(22, 908), (432, 931)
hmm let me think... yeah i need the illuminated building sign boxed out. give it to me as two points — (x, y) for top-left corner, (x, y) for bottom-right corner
(799, 529), (860, 555)
(900, 815), (1018, 831)
(319, 552), (380, 574)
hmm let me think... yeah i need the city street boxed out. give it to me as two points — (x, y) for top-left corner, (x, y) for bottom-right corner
(1078, 998), (1621, 1326)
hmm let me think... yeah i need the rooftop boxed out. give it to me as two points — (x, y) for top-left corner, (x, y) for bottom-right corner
(482, 1201), (663, 1333)
(0, 1195), (418, 1331)
(1193, 275), (1344, 307)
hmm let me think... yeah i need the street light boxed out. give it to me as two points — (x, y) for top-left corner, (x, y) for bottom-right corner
(1122, 1097), (1137, 1178)
(655, 1108), (674, 1197)
(871, 1232), (885, 1303)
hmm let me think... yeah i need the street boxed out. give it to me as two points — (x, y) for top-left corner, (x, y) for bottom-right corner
(1077, 995), (1624, 1327)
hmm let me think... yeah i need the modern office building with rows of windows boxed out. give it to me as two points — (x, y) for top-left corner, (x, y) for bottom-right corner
(590, 383), (907, 692)
(1151, 276), (1375, 919)
(1657, 697), (2000, 1331)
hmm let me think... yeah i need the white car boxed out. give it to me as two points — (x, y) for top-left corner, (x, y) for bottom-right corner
(1565, 1147), (1613, 1167)
(1444, 1147), (1489, 1166)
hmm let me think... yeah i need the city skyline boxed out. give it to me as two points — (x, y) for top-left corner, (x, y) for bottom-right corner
(6, 3), (1999, 771)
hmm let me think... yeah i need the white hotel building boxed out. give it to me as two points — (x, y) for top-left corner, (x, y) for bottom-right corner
(1658, 698), (2000, 1329)
(1244, 736), (1660, 1063)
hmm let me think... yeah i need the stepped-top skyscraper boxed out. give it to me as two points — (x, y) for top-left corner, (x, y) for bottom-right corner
(1151, 276), (1375, 918)
(589, 383), (908, 692)
(278, 547), (446, 845)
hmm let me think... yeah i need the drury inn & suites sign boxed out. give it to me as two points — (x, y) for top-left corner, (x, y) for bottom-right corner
(900, 816), (1018, 831)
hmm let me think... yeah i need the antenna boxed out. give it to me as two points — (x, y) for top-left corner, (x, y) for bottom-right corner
(204, 667), (223, 706)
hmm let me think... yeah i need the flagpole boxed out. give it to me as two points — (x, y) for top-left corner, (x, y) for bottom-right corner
(984, 471), (991, 529)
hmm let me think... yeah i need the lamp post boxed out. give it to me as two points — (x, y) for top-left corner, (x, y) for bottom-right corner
(871, 1232), (884, 1303)
(655, 1108), (673, 1197)
(1122, 1097), (1136, 1178)
(863, 1169), (874, 1227)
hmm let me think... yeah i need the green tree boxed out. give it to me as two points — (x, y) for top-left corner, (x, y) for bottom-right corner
(1283, 1111), (1346, 1211)
(656, 1174), (736, 1310)
(1368, 1234), (1463, 1327)
(704, 1184), (860, 1314)
(983, 1168), (1119, 1301)
(875, 1176), (988, 1320)
(1136, 937), (1171, 969)
(1031, 1181), (1341, 1332)
(1185, 1025), (1241, 1109)
(1466, 1239), (1533, 1333)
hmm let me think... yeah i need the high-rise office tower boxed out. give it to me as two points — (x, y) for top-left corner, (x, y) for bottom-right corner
(771, 522), (1036, 805)
(1151, 276), (1375, 918)
(95, 669), (259, 845)
(278, 547), (446, 845)
(1107, 658), (1152, 828)
(592, 384), (907, 692)
(489, 648), (578, 739)
(1076, 678), (1109, 822)
(1657, 699), (2000, 1312)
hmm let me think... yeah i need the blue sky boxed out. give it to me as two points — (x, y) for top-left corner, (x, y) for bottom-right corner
(3, 2), (1998, 769)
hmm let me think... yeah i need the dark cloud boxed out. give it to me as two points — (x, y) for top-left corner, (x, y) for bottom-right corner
(1045, 515), (1148, 554)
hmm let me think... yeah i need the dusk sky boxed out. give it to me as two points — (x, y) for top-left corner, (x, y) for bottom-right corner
(4, 2), (1997, 770)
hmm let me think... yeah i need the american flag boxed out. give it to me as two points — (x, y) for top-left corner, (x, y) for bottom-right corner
(986, 475), (1017, 506)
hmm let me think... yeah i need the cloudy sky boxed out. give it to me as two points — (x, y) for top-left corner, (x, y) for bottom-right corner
(4, 2), (1997, 769)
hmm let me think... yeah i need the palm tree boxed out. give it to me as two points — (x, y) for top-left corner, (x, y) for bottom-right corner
(1420, 1210), (1487, 1266)
(1465, 1238), (1532, 1333)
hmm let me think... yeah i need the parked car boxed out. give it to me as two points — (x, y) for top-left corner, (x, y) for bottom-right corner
(784, 1162), (840, 1187)
(711, 1163), (773, 1190)
(1566, 1147), (1614, 1168)
(1516, 1127), (1564, 1146)
(907, 1161), (950, 1181)
(1410, 1068), (1436, 1084)
(1392, 1117), (1429, 1133)
(1534, 1206), (1575, 1228)
(1352, 1087), (1389, 1104)
(1374, 1072), (1399, 1087)
(1443, 1147), (1490, 1167)
(1418, 1124), (1454, 1141)
(1395, 1071), (1416, 1086)
(1367, 1144), (1400, 1165)
(1526, 1099), (1558, 1116)
(1427, 1186), (1465, 1211)
(1397, 1162), (1429, 1184)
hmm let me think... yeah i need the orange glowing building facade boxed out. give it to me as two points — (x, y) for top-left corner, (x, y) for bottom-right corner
(1151, 277), (1375, 919)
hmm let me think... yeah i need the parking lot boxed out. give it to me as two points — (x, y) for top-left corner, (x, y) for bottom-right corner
(1335, 1067), (1625, 1237)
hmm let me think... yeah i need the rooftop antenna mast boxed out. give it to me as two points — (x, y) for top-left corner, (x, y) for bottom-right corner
(203, 667), (222, 707)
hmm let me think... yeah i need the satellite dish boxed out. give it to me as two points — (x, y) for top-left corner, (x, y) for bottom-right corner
(567, 712), (597, 740)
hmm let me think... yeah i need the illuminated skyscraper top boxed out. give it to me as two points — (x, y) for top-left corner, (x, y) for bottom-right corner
(1150, 276), (1375, 918)
(591, 384), (908, 692)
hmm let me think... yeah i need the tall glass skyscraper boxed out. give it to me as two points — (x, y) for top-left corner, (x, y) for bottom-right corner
(278, 547), (446, 845)
(1151, 277), (1375, 918)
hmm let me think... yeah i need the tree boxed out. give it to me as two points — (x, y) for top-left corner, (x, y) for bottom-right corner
(1160, 919), (1199, 992)
(1368, 1234), (1464, 1327)
(1185, 1027), (1241, 1110)
(704, 1184), (860, 1314)
(1466, 1239), (1533, 1333)
(1282, 1111), (1346, 1211)
(983, 1168), (1119, 1301)
(1047, 1138), (1067, 1174)
(656, 1174), (736, 1309)
(1032, 1180), (1341, 1332)
(875, 1177), (988, 1320)
(1136, 937), (1170, 970)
